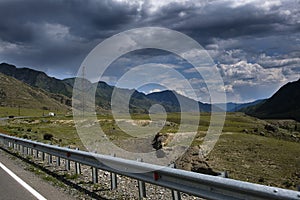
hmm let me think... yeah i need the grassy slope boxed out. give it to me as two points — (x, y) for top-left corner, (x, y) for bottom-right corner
(0, 116), (83, 149)
(245, 79), (300, 121)
(0, 73), (69, 114)
(208, 133), (300, 189)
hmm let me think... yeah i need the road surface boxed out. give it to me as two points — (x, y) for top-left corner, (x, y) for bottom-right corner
(0, 149), (74, 200)
(0, 164), (40, 200)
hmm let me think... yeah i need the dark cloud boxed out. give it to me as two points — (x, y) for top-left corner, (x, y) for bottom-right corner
(0, 0), (138, 41)
(144, 0), (299, 43)
(0, 0), (299, 102)
(0, 0), (142, 76)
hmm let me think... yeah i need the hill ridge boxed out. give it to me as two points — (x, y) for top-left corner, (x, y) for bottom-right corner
(0, 72), (69, 111)
(0, 62), (266, 113)
(245, 78), (300, 121)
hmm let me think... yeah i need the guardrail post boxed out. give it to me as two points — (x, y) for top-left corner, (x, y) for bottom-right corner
(30, 147), (33, 156)
(35, 149), (39, 158)
(55, 145), (60, 166)
(75, 148), (81, 174)
(137, 158), (146, 199)
(65, 158), (70, 171)
(65, 159), (71, 171)
(42, 152), (45, 161)
(172, 190), (181, 200)
(65, 146), (71, 171)
(110, 153), (117, 190)
(92, 167), (98, 183)
(21, 145), (25, 155)
(26, 146), (30, 155)
(56, 156), (61, 166)
(48, 153), (52, 164)
(170, 163), (181, 200)
(47, 143), (52, 164)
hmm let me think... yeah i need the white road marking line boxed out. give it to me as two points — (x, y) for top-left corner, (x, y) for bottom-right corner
(0, 162), (47, 200)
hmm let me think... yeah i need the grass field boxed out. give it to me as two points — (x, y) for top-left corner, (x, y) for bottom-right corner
(0, 109), (299, 190)
(208, 132), (300, 189)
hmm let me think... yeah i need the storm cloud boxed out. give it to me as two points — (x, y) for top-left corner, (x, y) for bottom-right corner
(0, 0), (299, 102)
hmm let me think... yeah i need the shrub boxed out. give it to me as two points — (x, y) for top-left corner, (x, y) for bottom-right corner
(22, 134), (29, 139)
(43, 133), (53, 140)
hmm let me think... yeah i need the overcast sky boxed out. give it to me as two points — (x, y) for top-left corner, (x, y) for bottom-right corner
(0, 0), (299, 103)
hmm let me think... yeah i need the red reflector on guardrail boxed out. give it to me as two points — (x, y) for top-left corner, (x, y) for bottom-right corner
(154, 172), (160, 181)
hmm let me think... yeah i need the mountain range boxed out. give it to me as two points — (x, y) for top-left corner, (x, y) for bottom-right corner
(0, 63), (215, 113)
(0, 63), (299, 121)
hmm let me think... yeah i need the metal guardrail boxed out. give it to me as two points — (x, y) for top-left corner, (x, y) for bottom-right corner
(0, 133), (299, 200)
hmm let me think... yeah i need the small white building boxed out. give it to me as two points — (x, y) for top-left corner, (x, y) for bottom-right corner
(48, 112), (55, 117)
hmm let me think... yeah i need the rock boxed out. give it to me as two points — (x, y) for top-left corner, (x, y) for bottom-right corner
(191, 163), (219, 176)
(265, 124), (278, 132)
(151, 132), (173, 150)
(260, 131), (265, 136)
(258, 177), (264, 183)
(175, 146), (219, 176)
(155, 149), (166, 158)
(243, 129), (249, 133)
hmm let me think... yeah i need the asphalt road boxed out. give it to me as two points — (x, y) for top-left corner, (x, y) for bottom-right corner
(0, 166), (38, 200)
(0, 149), (74, 200)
